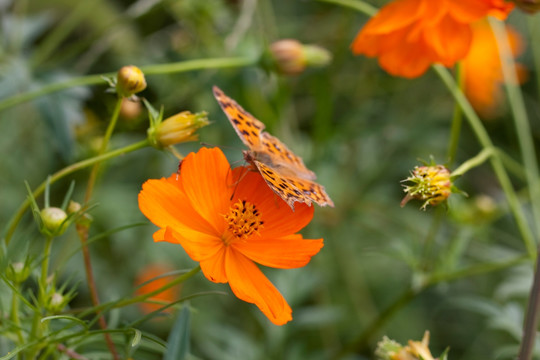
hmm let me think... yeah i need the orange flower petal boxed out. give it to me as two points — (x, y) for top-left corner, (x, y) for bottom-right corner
(225, 247), (292, 325)
(138, 178), (215, 236)
(135, 264), (180, 315)
(162, 227), (223, 263)
(462, 20), (526, 118)
(351, 0), (514, 78)
(233, 234), (323, 269)
(424, 15), (472, 65)
(231, 170), (315, 237)
(199, 246), (228, 283)
(179, 147), (233, 234)
(378, 41), (433, 78)
(361, 0), (424, 35)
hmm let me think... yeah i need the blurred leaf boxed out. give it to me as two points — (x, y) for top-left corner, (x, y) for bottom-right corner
(163, 304), (191, 360)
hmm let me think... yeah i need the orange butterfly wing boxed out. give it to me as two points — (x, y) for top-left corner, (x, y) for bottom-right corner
(213, 86), (334, 209)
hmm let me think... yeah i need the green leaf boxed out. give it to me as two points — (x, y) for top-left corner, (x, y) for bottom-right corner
(163, 304), (191, 360)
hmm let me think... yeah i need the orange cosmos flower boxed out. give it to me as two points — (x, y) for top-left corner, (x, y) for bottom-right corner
(462, 20), (526, 118)
(351, 0), (514, 78)
(138, 147), (323, 325)
(135, 264), (180, 315)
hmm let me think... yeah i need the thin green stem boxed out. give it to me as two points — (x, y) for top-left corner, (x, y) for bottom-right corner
(451, 148), (495, 178)
(490, 18), (540, 239)
(40, 236), (54, 298)
(78, 95), (124, 360)
(519, 248), (540, 360)
(339, 255), (528, 356)
(84, 96), (122, 202)
(30, 1), (95, 67)
(79, 266), (201, 317)
(11, 285), (25, 346)
(4, 139), (150, 244)
(0, 57), (256, 112)
(316, 0), (376, 16)
(434, 65), (536, 259)
(447, 63), (464, 165)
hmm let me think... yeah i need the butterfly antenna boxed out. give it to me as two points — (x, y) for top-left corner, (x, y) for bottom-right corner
(228, 166), (251, 201)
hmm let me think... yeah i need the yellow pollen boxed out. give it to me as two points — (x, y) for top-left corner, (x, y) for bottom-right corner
(223, 200), (264, 241)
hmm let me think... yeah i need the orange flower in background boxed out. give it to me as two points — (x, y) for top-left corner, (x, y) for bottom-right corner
(138, 147), (324, 325)
(462, 20), (526, 118)
(135, 264), (180, 315)
(351, 0), (514, 78)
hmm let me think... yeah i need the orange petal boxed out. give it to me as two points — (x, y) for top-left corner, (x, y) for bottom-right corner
(138, 177), (216, 236)
(179, 147), (233, 234)
(199, 245), (228, 283)
(231, 170), (315, 237)
(361, 0), (424, 35)
(162, 227), (223, 263)
(225, 248), (292, 325)
(233, 234), (323, 269)
(424, 15), (472, 65)
(378, 41), (433, 78)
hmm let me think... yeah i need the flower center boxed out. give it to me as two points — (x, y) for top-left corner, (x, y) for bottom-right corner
(223, 200), (264, 242)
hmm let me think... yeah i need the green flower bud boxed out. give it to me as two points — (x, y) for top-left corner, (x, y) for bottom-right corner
(40, 207), (68, 236)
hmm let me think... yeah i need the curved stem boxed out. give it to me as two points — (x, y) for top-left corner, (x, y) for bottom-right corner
(11, 285), (25, 346)
(84, 96), (122, 202)
(3, 139), (150, 244)
(79, 266), (201, 318)
(339, 255), (528, 356)
(451, 147), (494, 178)
(434, 65), (536, 259)
(78, 95), (124, 360)
(447, 63), (464, 165)
(519, 248), (540, 360)
(0, 57), (257, 112)
(490, 18), (540, 240)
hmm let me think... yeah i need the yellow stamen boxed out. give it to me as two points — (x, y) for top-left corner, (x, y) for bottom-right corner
(223, 200), (264, 244)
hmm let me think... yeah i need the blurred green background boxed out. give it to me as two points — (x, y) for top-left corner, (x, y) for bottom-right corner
(1, 0), (540, 359)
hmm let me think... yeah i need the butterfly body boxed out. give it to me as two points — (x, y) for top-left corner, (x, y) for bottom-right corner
(213, 86), (334, 210)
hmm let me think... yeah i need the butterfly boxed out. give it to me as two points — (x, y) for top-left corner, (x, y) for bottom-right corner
(213, 86), (334, 210)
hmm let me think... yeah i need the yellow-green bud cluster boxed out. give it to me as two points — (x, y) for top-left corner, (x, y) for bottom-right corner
(401, 165), (452, 210)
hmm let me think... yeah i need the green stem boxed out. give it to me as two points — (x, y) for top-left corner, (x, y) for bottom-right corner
(519, 248), (540, 360)
(79, 266), (201, 318)
(434, 65), (536, 259)
(30, 1), (95, 67)
(316, 0), (376, 15)
(40, 236), (54, 298)
(78, 95), (124, 360)
(490, 18), (540, 239)
(339, 255), (528, 356)
(0, 57), (256, 112)
(27, 236), (54, 360)
(447, 63), (464, 165)
(4, 139), (150, 244)
(84, 96), (122, 202)
(451, 148), (494, 178)
(11, 285), (25, 347)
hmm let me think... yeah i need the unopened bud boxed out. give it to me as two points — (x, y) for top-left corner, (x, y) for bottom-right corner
(6, 262), (31, 283)
(266, 39), (332, 75)
(150, 111), (209, 147)
(40, 207), (68, 236)
(401, 165), (452, 210)
(116, 65), (147, 97)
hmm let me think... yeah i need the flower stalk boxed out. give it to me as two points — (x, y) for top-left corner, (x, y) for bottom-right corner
(434, 65), (536, 259)
(4, 139), (150, 244)
(0, 57), (256, 113)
